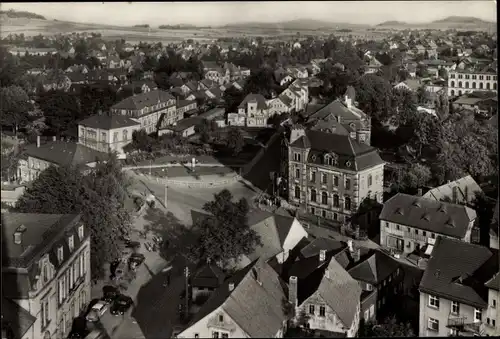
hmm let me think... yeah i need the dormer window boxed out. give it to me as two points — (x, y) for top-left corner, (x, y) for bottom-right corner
(78, 225), (84, 240)
(218, 314), (224, 322)
(57, 246), (64, 263)
(13, 225), (27, 245)
(68, 235), (74, 252)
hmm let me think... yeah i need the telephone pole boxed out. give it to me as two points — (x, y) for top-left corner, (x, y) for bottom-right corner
(184, 266), (189, 319)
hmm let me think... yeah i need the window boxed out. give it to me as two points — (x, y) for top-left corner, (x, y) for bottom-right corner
(78, 225), (84, 240)
(333, 213), (338, 221)
(333, 175), (339, 186)
(57, 247), (64, 263)
(321, 173), (327, 184)
(364, 309), (370, 320)
(422, 231), (426, 237)
(294, 186), (300, 199)
(474, 308), (482, 322)
(294, 153), (301, 162)
(344, 196), (351, 210)
(333, 194), (340, 207)
(368, 174), (372, 187)
(309, 305), (315, 314)
(345, 178), (351, 190)
(58, 279), (64, 304)
(82, 251), (87, 274)
(218, 315), (224, 322)
(123, 129), (129, 141)
(194, 334), (199, 338)
(310, 189), (317, 202)
(492, 299), (496, 308)
(321, 192), (328, 205)
(113, 132), (118, 142)
(385, 222), (389, 228)
(68, 236), (74, 252)
(295, 168), (300, 179)
(428, 318), (439, 331)
(101, 132), (107, 141)
(319, 306), (326, 317)
(396, 225), (400, 231)
(431, 233), (435, 239)
(493, 319), (496, 327)
(321, 210), (326, 218)
(428, 295), (439, 309)
(41, 298), (49, 329)
(310, 171), (316, 182)
(451, 301), (459, 315)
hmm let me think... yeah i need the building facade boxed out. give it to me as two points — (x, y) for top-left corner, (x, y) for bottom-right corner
(2, 213), (91, 339)
(78, 115), (141, 158)
(110, 90), (177, 133)
(287, 127), (384, 224)
(447, 70), (498, 97)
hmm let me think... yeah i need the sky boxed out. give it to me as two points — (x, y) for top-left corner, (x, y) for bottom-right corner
(3, 1), (497, 26)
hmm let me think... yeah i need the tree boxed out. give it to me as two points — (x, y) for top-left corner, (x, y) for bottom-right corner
(355, 74), (394, 123)
(0, 85), (32, 135)
(36, 90), (82, 136)
(400, 163), (432, 191)
(129, 129), (154, 153)
(226, 128), (245, 155)
(190, 189), (261, 266)
(15, 154), (132, 280)
(469, 192), (496, 246)
(359, 316), (415, 337)
(194, 118), (218, 143)
(222, 86), (245, 113)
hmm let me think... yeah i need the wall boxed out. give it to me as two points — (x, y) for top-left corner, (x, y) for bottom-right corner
(178, 308), (249, 338)
(135, 172), (241, 189)
(360, 289), (377, 322)
(299, 291), (359, 337)
(279, 218), (308, 263)
(418, 292), (479, 337)
(484, 289), (500, 336)
(79, 124), (140, 155)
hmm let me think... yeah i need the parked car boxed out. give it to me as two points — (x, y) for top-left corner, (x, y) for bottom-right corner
(86, 301), (108, 322)
(128, 253), (145, 269)
(102, 285), (119, 303)
(110, 295), (133, 316)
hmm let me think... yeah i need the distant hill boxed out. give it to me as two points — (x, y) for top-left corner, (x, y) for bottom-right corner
(158, 24), (198, 29)
(375, 16), (495, 31)
(0, 9), (46, 20)
(223, 19), (368, 31)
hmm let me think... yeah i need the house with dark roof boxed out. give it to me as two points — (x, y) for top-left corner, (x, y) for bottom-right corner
(18, 138), (107, 183)
(237, 93), (270, 127)
(484, 273), (500, 336)
(177, 260), (288, 338)
(284, 126), (385, 226)
(306, 92), (371, 146)
(191, 263), (226, 302)
(78, 114), (141, 158)
(110, 89), (177, 133)
(288, 256), (362, 337)
(2, 213), (91, 339)
(379, 193), (477, 255)
(418, 237), (498, 337)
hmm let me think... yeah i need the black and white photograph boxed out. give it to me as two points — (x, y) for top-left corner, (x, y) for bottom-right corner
(0, 1), (498, 338)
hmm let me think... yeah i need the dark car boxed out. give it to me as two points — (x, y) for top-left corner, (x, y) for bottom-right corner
(110, 295), (133, 316)
(126, 241), (141, 249)
(102, 285), (119, 303)
(128, 253), (145, 269)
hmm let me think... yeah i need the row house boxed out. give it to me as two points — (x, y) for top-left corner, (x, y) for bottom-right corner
(419, 237), (499, 337)
(18, 137), (106, 184)
(266, 94), (294, 116)
(379, 193), (477, 254)
(306, 89), (371, 146)
(110, 90), (178, 133)
(2, 213), (91, 339)
(286, 127), (385, 224)
(78, 114), (141, 158)
(447, 67), (498, 97)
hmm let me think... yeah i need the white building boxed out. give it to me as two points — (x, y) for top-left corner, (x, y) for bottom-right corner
(447, 69), (497, 97)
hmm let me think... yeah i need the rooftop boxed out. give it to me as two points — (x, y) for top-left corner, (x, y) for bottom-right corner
(24, 141), (106, 167)
(419, 237), (498, 308)
(111, 89), (175, 111)
(78, 114), (140, 130)
(380, 193), (476, 238)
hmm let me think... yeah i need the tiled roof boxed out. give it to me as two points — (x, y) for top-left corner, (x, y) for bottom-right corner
(111, 89), (175, 111)
(79, 114), (140, 130)
(300, 237), (345, 259)
(422, 175), (483, 203)
(2, 297), (36, 339)
(290, 130), (384, 171)
(419, 237), (497, 308)
(485, 273), (500, 291)
(182, 260), (287, 338)
(200, 78), (217, 89)
(348, 250), (400, 285)
(238, 93), (268, 110)
(207, 86), (222, 99)
(191, 263), (226, 289)
(23, 141), (106, 167)
(380, 193), (476, 238)
(317, 257), (362, 329)
(309, 99), (367, 122)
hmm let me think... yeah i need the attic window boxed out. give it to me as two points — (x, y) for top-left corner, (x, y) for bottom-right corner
(218, 315), (224, 322)
(345, 161), (351, 167)
(445, 218), (455, 227)
(422, 213), (431, 222)
(438, 204), (447, 213)
(412, 200), (422, 208)
(311, 155), (316, 161)
(395, 208), (404, 216)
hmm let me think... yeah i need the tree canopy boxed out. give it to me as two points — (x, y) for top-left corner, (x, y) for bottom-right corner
(15, 153), (132, 281)
(0, 85), (32, 134)
(190, 189), (261, 266)
(359, 316), (415, 337)
(226, 128), (246, 155)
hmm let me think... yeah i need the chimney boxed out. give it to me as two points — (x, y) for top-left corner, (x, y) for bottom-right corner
(345, 96), (352, 109)
(37, 135), (41, 148)
(417, 188), (423, 196)
(228, 282), (235, 292)
(289, 276), (298, 307)
(348, 240), (360, 262)
(347, 240), (354, 252)
(452, 186), (458, 204)
(325, 269), (330, 279)
(13, 225), (27, 245)
(319, 250), (326, 262)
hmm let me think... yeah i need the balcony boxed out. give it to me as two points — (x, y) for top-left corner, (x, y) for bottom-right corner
(447, 316), (484, 335)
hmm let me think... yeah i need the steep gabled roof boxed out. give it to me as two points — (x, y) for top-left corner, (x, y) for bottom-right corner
(419, 237), (497, 308)
(348, 250), (400, 285)
(23, 141), (106, 167)
(238, 93), (268, 110)
(422, 175), (483, 203)
(111, 89), (175, 111)
(2, 297), (37, 339)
